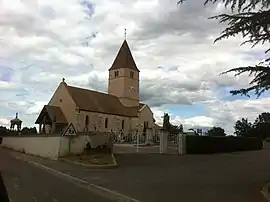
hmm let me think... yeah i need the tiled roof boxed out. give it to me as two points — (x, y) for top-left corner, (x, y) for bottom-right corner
(66, 85), (138, 117)
(35, 105), (67, 124)
(109, 40), (140, 72)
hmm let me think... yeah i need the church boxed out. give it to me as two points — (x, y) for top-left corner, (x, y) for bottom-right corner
(35, 40), (156, 135)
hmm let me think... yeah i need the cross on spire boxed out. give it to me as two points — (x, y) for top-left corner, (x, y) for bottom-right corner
(124, 28), (127, 40)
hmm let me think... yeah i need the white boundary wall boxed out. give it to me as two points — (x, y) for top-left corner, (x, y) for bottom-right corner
(1, 133), (110, 160)
(1, 136), (61, 160)
(59, 135), (88, 157)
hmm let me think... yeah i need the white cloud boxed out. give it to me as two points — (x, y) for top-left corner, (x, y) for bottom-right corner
(26, 101), (47, 115)
(0, 0), (269, 135)
(0, 117), (9, 127)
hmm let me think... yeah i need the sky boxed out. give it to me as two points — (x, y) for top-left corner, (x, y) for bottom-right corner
(0, 0), (269, 135)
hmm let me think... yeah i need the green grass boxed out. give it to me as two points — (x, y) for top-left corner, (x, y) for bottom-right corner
(66, 152), (114, 165)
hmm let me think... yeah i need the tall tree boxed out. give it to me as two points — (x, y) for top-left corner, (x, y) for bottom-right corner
(254, 112), (270, 125)
(206, 126), (226, 136)
(178, 0), (270, 97)
(234, 118), (253, 137)
(179, 124), (184, 133)
(21, 127), (38, 135)
(162, 113), (171, 132)
(253, 112), (270, 139)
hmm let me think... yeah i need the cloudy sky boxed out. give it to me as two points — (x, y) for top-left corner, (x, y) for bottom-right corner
(0, 0), (269, 135)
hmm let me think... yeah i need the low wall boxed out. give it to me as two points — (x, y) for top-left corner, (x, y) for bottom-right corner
(58, 133), (110, 157)
(1, 136), (61, 160)
(1, 132), (111, 159)
(59, 135), (88, 157)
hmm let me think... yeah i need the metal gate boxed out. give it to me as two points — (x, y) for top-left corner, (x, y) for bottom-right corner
(113, 131), (185, 155)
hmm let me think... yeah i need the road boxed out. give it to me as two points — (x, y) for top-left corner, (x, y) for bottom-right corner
(1, 147), (270, 202)
(0, 150), (115, 202)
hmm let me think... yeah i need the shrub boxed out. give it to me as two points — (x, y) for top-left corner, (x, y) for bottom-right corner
(186, 135), (262, 154)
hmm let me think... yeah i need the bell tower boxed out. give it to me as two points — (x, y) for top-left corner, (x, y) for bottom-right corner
(108, 40), (140, 107)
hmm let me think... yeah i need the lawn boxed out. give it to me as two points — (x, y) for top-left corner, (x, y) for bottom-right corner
(64, 151), (115, 166)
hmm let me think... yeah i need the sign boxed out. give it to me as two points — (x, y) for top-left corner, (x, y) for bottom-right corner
(63, 123), (76, 136)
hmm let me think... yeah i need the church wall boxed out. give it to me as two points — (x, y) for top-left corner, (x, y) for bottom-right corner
(131, 117), (141, 131)
(138, 105), (155, 129)
(48, 82), (77, 129)
(76, 110), (133, 134)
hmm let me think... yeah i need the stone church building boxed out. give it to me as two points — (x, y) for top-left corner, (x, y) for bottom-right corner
(35, 40), (155, 135)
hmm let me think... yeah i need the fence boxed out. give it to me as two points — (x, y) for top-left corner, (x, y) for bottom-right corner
(113, 131), (186, 155)
(1, 131), (188, 157)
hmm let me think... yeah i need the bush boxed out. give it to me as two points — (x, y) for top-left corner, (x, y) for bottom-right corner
(84, 142), (111, 154)
(186, 135), (262, 154)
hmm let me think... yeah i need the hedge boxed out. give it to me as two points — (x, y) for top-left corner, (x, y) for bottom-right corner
(186, 135), (263, 154)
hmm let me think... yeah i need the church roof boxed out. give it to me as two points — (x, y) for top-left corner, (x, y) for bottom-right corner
(35, 105), (67, 124)
(109, 40), (140, 72)
(66, 85), (138, 117)
(139, 103), (144, 110)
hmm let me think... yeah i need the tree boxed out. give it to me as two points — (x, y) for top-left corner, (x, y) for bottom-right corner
(169, 124), (183, 134)
(0, 126), (8, 135)
(206, 127), (226, 136)
(162, 113), (171, 132)
(21, 127), (38, 135)
(162, 113), (184, 134)
(178, 0), (270, 97)
(179, 124), (184, 133)
(233, 113), (270, 139)
(234, 118), (253, 137)
(253, 112), (270, 139)
(254, 112), (270, 125)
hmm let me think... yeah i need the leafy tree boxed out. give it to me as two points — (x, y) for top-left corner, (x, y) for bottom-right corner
(233, 113), (270, 139)
(254, 112), (270, 125)
(179, 124), (184, 133)
(206, 126), (226, 136)
(170, 124), (184, 134)
(0, 126), (17, 136)
(234, 118), (253, 137)
(253, 112), (270, 139)
(21, 127), (38, 135)
(162, 113), (171, 132)
(178, 0), (270, 97)
(0, 126), (8, 134)
(162, 113), (184, 134)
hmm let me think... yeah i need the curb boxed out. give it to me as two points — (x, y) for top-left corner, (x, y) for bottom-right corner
(261, 183), (270, 201)
(60, 153), (118, 169)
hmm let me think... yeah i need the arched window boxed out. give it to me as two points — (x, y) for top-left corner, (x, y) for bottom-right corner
(85, 115), (89, 127)
(144, 121), (148, 129)
(130, 71), (134, 78)
(121, 120), (124, 129)
(105, 118), (108, 128)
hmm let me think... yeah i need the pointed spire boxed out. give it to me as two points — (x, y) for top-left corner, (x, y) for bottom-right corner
(109, 40), (140, 72)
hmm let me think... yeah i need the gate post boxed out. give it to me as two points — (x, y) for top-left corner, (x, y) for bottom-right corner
(178, 133), (186, 155)
(160, 131), (168, 154)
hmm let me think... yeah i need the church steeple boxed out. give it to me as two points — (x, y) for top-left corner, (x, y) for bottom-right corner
(108, 39), (140, 107)
(108, 40), (140, 72)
